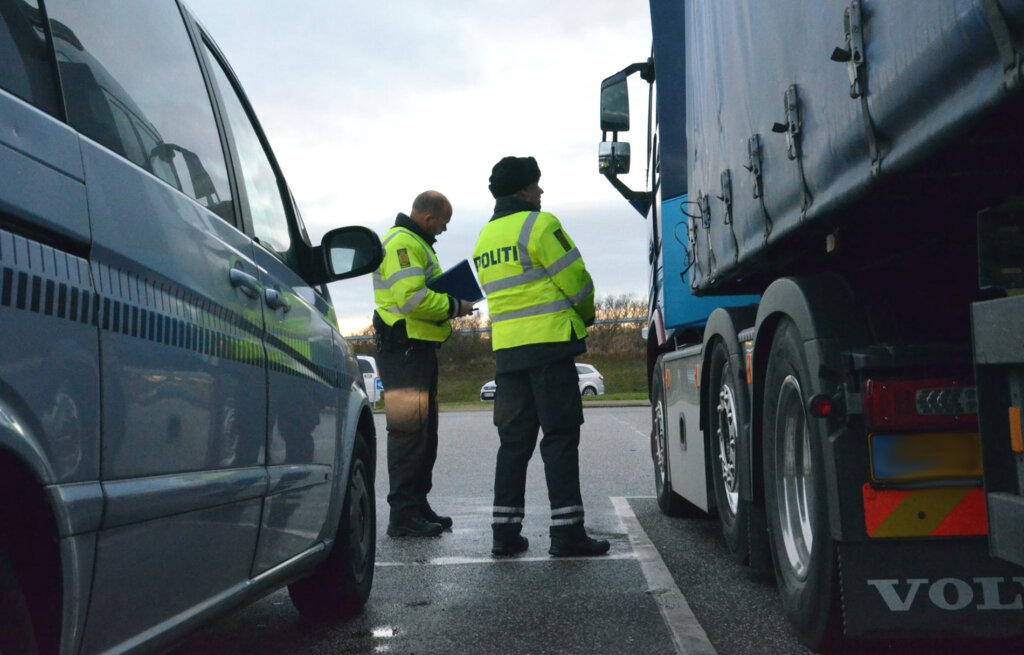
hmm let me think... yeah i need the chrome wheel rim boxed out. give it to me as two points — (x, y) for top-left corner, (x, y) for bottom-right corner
(774, 375), (814, 581)
(654, 398), (668, 492)
(347, 460), (372, 581)
(716, 381), (740, 515)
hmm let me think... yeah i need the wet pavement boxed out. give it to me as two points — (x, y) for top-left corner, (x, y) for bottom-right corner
(169, 406), (1023, 655)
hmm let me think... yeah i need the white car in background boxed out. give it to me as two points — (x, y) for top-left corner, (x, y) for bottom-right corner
(479, 363), (605, 401)
(357, 355), (383, 404)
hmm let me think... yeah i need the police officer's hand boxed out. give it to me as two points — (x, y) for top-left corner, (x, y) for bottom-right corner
(457, 300), (475, 317)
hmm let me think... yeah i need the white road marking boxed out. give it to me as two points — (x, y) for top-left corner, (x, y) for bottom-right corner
(376, 552), (637, 566)
(612, 496), (717, 655)
(607, 413), (650, 439)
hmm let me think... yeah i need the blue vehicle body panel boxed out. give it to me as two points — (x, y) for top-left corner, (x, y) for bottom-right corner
(650, 0), (1024, 293)
(660, 193), (759, 330)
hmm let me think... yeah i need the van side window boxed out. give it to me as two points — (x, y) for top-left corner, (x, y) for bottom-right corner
(0, 0), (60, 115)
(44, 0), (233, 222)
(202, 41), (294, 265)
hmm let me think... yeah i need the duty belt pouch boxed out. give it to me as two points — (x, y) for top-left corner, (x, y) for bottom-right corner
(373, 314), (409, 353)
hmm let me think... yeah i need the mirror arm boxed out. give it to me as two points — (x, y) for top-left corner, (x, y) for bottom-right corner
(602, 173), (652, 218)
(613, 59), (654, 84)
(300, 243), (331, 286)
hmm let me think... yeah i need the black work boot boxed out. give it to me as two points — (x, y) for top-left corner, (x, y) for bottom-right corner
(549, 526), (610, 557)
(387, 513), (443, 538)
(420, 503), (453, 531)
(492, 534), (529, 557)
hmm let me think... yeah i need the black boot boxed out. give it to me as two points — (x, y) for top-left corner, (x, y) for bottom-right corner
(492, 534), (529, 556)
(420, 503), (453, 531)
(549, 526), (610, 557)
(387, 513), (443, 538)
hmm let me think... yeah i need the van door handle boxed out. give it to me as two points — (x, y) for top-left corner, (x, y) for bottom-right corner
(264, 288), (292, 312)
(228, 268), (261, 298)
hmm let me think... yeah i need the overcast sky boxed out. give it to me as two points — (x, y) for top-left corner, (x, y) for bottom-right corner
(187, 0), (655, 334)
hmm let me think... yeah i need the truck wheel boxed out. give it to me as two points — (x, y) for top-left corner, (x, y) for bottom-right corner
(289, 433), (375, 620)
(708, 341), (749, 563)
(651, 363), (703, 517)
(763, 319), (841, 649)
(0, 552), (38, 655)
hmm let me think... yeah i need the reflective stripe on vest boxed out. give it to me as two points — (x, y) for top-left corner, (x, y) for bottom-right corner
(490, 297), (573, 323)
(485, 211), (585, 321)
(381, 229), (436, 278)
(475, 210), (590, 349)
(373, 266), (426, 291)
(375, 225), (451, 342)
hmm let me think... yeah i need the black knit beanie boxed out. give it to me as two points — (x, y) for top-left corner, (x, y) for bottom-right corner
(488, 156), (541, 198)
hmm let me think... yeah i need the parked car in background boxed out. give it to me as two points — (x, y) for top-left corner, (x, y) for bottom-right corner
(357, 355), (383, 404)
(0, 1), (382, 652)
(480, 380), (498, 401)
(480, 364), (605, 401)
(576, 363), (605, 396)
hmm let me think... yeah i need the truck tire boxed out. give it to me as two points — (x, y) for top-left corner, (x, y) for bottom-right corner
(289, 433), (375, 620)
(763, 319), (841, 650)
(651, 362), (703, 517)
(708, 341), (750, 564)
(0, 552), (38, 655)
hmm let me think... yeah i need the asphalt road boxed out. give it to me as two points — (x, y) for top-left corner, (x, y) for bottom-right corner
(166, 406), (1020, 655)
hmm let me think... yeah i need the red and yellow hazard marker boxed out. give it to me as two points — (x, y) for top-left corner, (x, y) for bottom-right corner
(862, 484), (988, 538)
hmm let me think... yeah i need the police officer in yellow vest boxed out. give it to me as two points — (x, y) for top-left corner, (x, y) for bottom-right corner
(374, 190), (473, 537)
(474, 157), (610, 557)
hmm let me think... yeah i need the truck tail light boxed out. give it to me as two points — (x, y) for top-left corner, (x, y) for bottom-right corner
(863, 378), (978, 432)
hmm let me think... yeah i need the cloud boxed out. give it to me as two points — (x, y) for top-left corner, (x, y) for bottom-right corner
(186, 0), (654, 331)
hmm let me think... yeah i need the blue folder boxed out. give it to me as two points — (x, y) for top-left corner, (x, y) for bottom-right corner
(427, 259), (484, 302)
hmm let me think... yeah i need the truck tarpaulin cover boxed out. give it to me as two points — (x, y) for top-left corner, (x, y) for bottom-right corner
(662, 0), (1024, 292)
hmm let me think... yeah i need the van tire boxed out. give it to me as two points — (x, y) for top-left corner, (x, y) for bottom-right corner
(289, 433), (375, 620)
(0, 552), (38, 655)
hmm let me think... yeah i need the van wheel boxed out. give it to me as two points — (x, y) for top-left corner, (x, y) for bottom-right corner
(708, 341), (750, 564)
(651, 363), (703, 518)
(0, 552), (38, 655)
(289, 433), (375, 620)
(763, 320), (841, 650)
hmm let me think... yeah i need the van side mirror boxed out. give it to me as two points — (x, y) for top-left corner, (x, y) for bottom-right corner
(599, 141), (631, 175)
(600, 72), (630, 133)
(321, 226), (382, 281)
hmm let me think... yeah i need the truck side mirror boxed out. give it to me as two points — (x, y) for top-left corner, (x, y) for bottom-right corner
(600, 72), (630, 132)
(599, 141), (631, 175)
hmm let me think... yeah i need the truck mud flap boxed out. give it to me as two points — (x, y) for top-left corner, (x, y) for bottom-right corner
(839, 539), (1024, 640)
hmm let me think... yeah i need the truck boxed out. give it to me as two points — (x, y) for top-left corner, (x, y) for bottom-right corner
(597, 0), (1024, 649)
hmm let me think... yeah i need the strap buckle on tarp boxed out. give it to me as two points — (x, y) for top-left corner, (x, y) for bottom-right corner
(831, 0), (885, 175)
(980, 0), (1022, 92)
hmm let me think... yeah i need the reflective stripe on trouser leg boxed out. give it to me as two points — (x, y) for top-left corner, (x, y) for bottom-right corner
(530, 358), (586, 535)
(492, 368), (540, 534)
(550, 505), (584, 527)
(493, 506), (526, 525)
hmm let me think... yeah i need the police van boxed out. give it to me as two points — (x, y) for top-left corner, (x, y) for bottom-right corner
(0, 1), (382, 652)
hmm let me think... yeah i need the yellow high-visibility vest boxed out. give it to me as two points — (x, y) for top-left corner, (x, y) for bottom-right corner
(373, 226), (452, 342)
(473, 211), (594, 350)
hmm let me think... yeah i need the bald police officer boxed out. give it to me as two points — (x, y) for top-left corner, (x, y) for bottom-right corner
(374, 190), (473, 537)
(473, 157), (610, 557)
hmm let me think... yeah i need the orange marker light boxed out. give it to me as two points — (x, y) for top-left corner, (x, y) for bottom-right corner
(1010, 406), (1023, 453)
